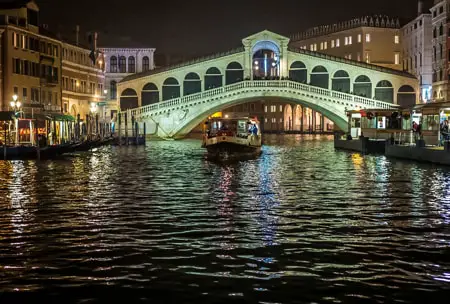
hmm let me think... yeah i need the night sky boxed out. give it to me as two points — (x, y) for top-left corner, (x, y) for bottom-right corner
(21, 0), (433, 56)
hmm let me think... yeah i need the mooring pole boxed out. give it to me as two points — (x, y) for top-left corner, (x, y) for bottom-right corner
(125, 112), (129, 146)
(118, 113), (122, 146)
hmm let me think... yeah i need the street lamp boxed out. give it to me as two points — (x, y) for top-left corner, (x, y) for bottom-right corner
(103, 89), (108, 95)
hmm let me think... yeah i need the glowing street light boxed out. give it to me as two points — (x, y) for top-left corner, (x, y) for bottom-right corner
(90, 102), (97, 114)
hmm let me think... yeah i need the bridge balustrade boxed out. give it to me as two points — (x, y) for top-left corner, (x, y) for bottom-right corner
(123, 80), (398, 118)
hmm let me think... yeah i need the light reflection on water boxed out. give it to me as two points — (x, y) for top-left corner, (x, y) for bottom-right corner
(0, 135), (449, 303)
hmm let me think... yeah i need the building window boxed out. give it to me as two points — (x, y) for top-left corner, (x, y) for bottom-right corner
(331, 40), (335, 48)
(395, 53), (400, 65)
(119, 56), (126, 73)
(440, 24), (444, 36)
(12, 32), (18, 47)
(264, 105), (268, 112)
(110, 80), (117, 99)
(310, 44), (314, 51)
(440, 6), (444, 14)
(348, 54), (352, 60)
(271, 118), (276, 123)
(324, 41), (327, 50)
(348, 36), (352, 45)
(365, 52), (370, 63)
(279, 105), (283, 112)
(320, 42), (323, 50)
(365, 34), (371, 42)
(142, 56), (150, 71)
(22, 35), (27, 49)
(110, 56), (117, 73)
(279, 118), (283, 123)
(270, 105), (276, 112)
(265, 118), (268, 123)
(440, 44), (443, 59)
(23, 88), (27, 102)
(357, 53), (361, 61)
(395, 35), (399, 44)
(128, 56), (136, 73)
(336, 39), (340, 47)
(345, 37), (348, 45)
(314, 44), (317, 51)
(433, 27), (437, 38)
(358, 34), (362, 43)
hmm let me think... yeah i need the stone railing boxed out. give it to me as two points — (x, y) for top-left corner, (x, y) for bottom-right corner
(127, 80), (399, 118)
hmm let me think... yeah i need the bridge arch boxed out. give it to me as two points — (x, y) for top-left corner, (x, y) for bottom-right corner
(397, 85), (416, 107)
(289, 61), (307, 83)
(170, 93), (348, 138)
(332, 70), (350, 93)
(142, 82), (159, 106)
(183, 72), (202, 96)
(120, 88), (138, 110)
(310, 66), (329, 89)
(225, 62), (244, 85)
(251, 40), (280, 56)
(204, 67), (223, 90)
(375, 80), (394, 103)
(353, 75), (372, 98)
(162, 77), (181, 101)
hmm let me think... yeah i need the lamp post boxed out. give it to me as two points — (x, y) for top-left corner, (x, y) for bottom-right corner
(10, 95), (22, 145)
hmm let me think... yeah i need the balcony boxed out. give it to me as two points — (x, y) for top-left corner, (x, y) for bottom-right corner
(40, 76), (58, 87)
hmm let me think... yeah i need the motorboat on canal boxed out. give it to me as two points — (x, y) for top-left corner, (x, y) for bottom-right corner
(202, 116), (262, 160)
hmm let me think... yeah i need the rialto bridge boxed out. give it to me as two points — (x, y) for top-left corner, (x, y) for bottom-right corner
(116, 30), (418, 139)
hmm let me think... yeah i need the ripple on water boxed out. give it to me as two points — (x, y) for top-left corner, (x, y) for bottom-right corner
(0, 135), (449, 303)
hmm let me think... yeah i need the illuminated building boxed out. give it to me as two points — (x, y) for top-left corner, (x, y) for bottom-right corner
(401, 1), (433, 103)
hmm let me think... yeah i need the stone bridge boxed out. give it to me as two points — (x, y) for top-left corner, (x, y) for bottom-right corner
(116, 30), (418, 138)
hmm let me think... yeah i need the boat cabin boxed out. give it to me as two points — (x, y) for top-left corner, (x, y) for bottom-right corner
(205, 116), (261, 138)
(347, 109), (413, 141)
(412, 102), (450, 146)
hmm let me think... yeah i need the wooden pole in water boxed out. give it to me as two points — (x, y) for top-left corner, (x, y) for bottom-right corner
(143, 122), (146, 145)
(135, 121), (138, 145)
(3, 122), (7, 160)
(118, 113), (122, 146)
(35, 120), (40, 161)
(125, 112), (128, 146)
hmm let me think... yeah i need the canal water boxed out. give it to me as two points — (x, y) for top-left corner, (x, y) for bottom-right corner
(0, 135), (449, 303)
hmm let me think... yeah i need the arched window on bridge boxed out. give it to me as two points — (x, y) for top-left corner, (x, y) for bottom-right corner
(353, 75), (372, 98)
(375, 80), (394, 103)
(128, 56), (136, 73)
(183, 72), (201, 96)
(289, 61), (307, 83)
(142, 56), (150, 72)
(110, 56), (117, 73)
(225, 62), (243, 85)
(119, 56), (126, 73)
(310, 66), (329, 89)
(205, 67), (223, 90)
(397, 85), (416, 107)
(142, 82), (159, 106)
(120, 88), (138, 111)
(110, 80), (117, 99)
(332, 70), (350, 93)
(162, 77), (180, 101)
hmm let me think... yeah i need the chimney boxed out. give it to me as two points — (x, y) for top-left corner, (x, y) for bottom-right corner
(94, 32), (98, 50)
(418, 0), (424, 16)
(76, 25), (80, 46)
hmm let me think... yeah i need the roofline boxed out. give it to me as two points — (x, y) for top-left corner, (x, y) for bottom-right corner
(119, 46), (244, 84)
(288, 47), (416, 79)
(100, 47), (156, 52)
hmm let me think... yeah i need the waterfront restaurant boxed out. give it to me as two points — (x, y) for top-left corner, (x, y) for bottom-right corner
(347, 109), (413, 142)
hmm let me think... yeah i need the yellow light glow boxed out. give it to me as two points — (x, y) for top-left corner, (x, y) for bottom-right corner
(211, 112), (222, 118)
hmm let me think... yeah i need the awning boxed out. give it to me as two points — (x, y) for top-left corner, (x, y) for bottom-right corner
(0, 111), (15, 121)
(48, 114), (76, 121)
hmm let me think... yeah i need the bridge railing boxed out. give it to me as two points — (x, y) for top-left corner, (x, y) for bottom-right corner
(129, 80), (398, 117)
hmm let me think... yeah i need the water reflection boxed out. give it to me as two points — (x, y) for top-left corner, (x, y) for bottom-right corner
(0, 135), (449, 303)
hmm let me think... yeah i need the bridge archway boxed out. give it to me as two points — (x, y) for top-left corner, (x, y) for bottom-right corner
(205, 67), (223, 90)
(225, 62), (244, 85)
(183, 72), (201, 96)
(170, 94), (348, 138)
(289, 61), (307, 83)
(310, 66), (329, 89)
(120, 88), (138, 110)
(162, 77), (181, 101)
(354, 75), (372, 98)
(284, 104), (293, 130)
(375, 80), (394, 103)
(142, 82), (159, 106)
(332, 70), (350, 93)
(397, 85), (416, 107)
(252, 41), (280, 79)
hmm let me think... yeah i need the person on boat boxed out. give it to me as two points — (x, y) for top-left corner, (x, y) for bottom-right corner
(440, 120), (449, 145)
(251, 123), (258, 136)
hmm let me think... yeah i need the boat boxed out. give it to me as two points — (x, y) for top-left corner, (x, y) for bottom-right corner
(202, 116), (262, 160)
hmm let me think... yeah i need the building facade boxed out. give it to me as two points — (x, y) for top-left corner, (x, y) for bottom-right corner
(0, 0), (62, 115)
(431, 0), (450, 102)
(61, 39), (105, 120)
(100, 48), (155, 121)
(401, 1), (433, 103)
(289, 16), (403, 71)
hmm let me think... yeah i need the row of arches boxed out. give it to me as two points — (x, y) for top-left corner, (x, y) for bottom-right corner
(110, 56), (150, 73)
(119, 61), (416, 110)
